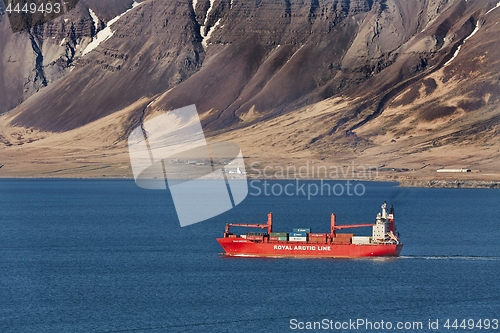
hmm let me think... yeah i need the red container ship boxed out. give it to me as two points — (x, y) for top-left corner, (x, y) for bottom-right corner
(217, 202), (402, 258)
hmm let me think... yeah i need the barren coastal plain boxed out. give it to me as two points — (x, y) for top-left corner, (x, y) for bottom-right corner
(1, 98), (499, 188)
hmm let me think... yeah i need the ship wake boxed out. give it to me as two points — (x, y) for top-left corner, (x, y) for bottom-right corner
(400, 255), (500, 261)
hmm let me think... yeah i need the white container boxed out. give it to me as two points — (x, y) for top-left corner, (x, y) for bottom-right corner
(288, 236), (307, 242)
(352, 236), (372, 244)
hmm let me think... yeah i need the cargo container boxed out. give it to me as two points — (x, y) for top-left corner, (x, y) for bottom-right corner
(352, 236), (372, 244)
(332, 236), (352, 243)
(269, 236), (288, 242)
(293, 228), (311, 233)
(308, 234), (327, 243)
(246, 235), (264, 241)
(246, 232), (266, 236)
(335, 233), (354, 238)
(289, 236), (307, 242)
(308, 239), (327, 244)
(289, 232), (307, 237)
(270, 232), (288, 237)
(309, 233), (327, 237)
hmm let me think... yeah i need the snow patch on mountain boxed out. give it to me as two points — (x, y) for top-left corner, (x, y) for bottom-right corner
(200, 0), (217, 49)
(205, 0), (215, 22)
(82, 1), (144, 56)
(88, 8), (99, 32)
(444, 21), (480, 67)
(202, 19), (221, 48)
(486, 2), (500, 15)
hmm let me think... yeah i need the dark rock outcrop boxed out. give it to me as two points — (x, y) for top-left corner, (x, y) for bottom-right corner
(1, 0), (499, 146)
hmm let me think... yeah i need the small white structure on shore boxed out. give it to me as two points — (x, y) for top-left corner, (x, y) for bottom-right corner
(227, 167), (245, 175)
(437, 168), (471, 173)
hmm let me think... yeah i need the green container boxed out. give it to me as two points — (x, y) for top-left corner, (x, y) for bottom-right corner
(270, 232), (288, 237)
(247, 232), (266, 236)
(278, 236), (288, 241)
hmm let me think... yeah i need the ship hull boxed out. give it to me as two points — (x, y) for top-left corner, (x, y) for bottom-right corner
(217, 238), (403, 258)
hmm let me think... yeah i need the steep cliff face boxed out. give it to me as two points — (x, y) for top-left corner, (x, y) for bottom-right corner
(185, 0), (378, 120)
(0, 0), (439, 130)
(2, 0), (206, 130)
(1, 0), (500, 163)
(0, 1), (98, 114)
(154, 0), (467, 131)
(0, 0), (144, 114)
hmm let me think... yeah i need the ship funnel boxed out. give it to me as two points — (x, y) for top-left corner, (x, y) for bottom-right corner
(388, 205), (395, 233)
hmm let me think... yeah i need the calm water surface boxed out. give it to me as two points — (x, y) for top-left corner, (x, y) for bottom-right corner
(1, 179), (499, 332)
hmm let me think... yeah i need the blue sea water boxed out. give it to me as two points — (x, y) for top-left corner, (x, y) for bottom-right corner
(0, 179), (499, 333)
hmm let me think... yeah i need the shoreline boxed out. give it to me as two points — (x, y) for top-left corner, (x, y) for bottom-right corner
(1, 174), (500, 189)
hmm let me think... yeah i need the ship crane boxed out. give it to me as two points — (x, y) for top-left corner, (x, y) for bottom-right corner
(333, 224), (375, 229)
(224, 213), (273, 236)
(329, 213), (374, 238)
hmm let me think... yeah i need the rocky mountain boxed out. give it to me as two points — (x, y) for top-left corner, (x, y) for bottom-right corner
(1, 0), (500, 179)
